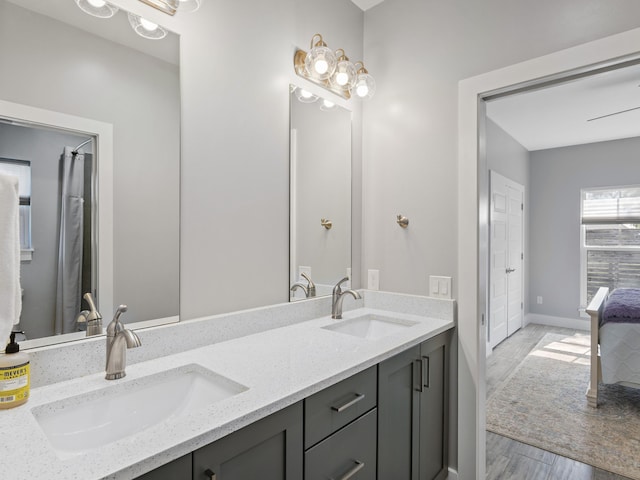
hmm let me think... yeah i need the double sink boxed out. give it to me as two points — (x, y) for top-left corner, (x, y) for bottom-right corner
(32, 313), (418, 458)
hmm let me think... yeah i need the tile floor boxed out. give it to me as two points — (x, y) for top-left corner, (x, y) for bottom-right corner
(485, 324), (633, 480)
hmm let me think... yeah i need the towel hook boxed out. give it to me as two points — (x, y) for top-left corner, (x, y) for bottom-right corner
(397, 214), (409, 228)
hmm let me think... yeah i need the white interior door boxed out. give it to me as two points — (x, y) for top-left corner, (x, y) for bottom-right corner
(489, 171), (524, 349)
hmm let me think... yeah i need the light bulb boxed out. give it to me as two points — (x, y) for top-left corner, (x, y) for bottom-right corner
(323, 100), (335, 108)
(335, 72), (349, 86)
(140, 18), (159, 31)
(87, 0), (106, 7)
(356, 84), (369, 97)
(314, 59), (329, 75)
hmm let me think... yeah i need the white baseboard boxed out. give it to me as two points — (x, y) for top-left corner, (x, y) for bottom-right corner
(447, 467), (458, 480)
(524, 313), (590, 331)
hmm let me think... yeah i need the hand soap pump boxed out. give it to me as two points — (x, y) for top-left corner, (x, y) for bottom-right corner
(0, 332), (30, 409)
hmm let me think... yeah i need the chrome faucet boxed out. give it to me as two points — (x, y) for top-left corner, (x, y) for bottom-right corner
(301, 272), (316, 297)
(105, 305), (141, 380)
(290, 282), (309, 297)
(331, 277), (361, 319)
(76, 292), (103, 337)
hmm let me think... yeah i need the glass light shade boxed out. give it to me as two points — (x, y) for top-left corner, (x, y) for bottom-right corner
(354, 73), (376, 100)
(294, 88), (318, 104)
(178, 0), (201, 12)
(304, 46), (337, 80)
(128, 13), (168, 40)
(320, 99), (337, 111)
(74, 0), (118, 18)
(330, 59), (357, 90)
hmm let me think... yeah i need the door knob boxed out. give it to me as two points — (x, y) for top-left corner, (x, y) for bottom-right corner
(506, 268), (516, 274)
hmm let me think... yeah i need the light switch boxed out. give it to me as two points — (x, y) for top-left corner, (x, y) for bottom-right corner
(429, 275), (452, 299)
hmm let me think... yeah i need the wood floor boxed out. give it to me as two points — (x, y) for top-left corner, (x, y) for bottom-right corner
(485, 324), (632, 480)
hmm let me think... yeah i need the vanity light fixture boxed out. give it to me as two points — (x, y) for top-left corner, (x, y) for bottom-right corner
(330, 49), (357, 91)
(127, 12), (168, 39)
(138, 0), (179, 16)
(294, 88), (318, 104)
(304, 34), (337, 81)
(74, 0), (119, 18)
(177, 0), (201, 13)
(294, 34), (375, 100)
(354, 62), (376, 99)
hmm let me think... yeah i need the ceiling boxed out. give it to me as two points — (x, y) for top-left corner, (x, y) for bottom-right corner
(350, 0), (385, 11)
(486, 63), (640, 151)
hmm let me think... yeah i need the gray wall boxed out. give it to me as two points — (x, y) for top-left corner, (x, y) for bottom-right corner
(0, 124), (89, 339)
(0, 1), (180, 323)
(363, 0), (640, 475)
(529, 136), (640, 320)
(486, 118), (530, 314)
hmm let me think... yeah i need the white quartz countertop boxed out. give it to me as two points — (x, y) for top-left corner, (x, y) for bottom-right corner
(1, 305), (454, 479)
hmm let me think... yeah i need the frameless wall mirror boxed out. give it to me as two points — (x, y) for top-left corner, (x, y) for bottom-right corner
(289, 85), (352, 301)
(0, 0), (180, 348)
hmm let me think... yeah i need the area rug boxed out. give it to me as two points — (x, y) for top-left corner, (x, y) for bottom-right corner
(486, 333), (640, 479)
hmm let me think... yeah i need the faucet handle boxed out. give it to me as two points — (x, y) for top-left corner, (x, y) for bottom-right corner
(107, 305), (128, 335)
(333, 276), (350, 295)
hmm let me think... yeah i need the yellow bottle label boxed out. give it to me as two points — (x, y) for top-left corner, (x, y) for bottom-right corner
(0, 362), (30, 404)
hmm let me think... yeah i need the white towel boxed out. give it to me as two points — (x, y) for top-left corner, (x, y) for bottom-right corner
(0, 173), (21, 348)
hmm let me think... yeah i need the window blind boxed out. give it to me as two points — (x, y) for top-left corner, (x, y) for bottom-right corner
(582, 186), (640, 224)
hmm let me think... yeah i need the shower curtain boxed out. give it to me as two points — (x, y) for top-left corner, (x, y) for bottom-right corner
(54, 147), (85, 335)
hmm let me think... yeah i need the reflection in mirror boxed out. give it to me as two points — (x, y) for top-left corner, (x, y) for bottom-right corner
(289, 85), (352, 301)
(0, 0), (180, 348)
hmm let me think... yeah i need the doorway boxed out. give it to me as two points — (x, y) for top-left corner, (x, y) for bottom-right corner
(457, 27), (640, 479)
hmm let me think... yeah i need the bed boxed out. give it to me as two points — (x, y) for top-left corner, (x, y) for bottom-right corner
(586, 287), (640, 407)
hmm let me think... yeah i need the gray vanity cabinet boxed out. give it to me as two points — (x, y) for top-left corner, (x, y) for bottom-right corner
(304, 366), (378, 480)
(135, 453), (192, 480)
(378, 330), (450, 480)
(192, 401), (303, 480)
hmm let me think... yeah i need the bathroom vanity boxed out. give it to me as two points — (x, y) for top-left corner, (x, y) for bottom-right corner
(0, 291), (454, 479)
(140, 330), (450, 480)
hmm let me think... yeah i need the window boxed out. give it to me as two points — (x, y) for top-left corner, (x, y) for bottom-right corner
(581, 186), (640, 308)
(0, 159), (32, 260)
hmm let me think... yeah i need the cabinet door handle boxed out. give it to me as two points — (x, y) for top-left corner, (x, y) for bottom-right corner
(414, 359), (423, 392)
(331, 393), (365, 412)
(204, 469), (216, 480)
(334, 460), (365, 480)
(422, 356), (430, 389)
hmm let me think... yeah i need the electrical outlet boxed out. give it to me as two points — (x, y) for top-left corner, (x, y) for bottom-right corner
(368, 269), (380, 291)
(537, 296), (543, 305)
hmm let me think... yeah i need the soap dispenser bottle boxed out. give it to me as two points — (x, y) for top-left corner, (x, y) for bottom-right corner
(0, 332), (30, 409)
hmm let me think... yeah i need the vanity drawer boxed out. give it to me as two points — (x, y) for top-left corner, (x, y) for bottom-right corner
(304, 365), (376, 448)
(305, 408), (377, 480)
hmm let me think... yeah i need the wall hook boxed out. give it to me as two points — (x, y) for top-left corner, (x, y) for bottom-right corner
(321, 218), (333, 230)
(397, 214), (409, 228)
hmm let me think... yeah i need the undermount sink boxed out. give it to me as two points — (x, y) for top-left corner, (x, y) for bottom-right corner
(322, 313), (418, 340)
(32, 364), (247, 458)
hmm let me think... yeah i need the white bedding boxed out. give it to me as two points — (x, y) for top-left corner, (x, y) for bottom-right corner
(600, 322), (640, 386)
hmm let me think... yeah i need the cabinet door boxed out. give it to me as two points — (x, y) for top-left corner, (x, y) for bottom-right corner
(419, 331), (450, 480)
(193, 402), (303, 480)
(135, 453), (192, 480)
(377, 345), (421, 480)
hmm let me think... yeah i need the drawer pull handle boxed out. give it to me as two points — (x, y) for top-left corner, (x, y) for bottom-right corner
(335, 460), (365, 480)
(331, 393), (365, 412)
(204, 469), (216, 480)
